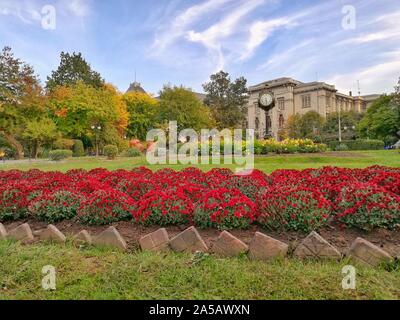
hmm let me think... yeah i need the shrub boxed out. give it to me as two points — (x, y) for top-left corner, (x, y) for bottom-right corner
(72, 140), (85, 157)
(122, 147), (142, 157)
(335, 183), (400, 231)
(53, 138), (74, 150)
(103, 145), (118, 159)
(194, 188), (256, 230)
(334, 143), (349, 151)
(29, 190), (84, 223)
(256, 186), (331, 232)
(78, 189), (134, 225)
(49, 149), (73, 161)
(133, 188), (193, 226)
(328, 139), (384, 151)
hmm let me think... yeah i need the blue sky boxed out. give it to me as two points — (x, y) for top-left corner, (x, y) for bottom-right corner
(1, 0), (399, 95)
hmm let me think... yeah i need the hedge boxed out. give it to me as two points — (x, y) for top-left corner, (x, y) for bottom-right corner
(49, 149), (73, 161)
(328, 139), (385, 151)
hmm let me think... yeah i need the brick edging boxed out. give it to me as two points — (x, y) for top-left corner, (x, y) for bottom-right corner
(0, 222), (395, 267)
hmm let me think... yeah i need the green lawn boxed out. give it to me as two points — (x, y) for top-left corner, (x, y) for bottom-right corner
(0, 240), (399, 300)
(0, 150), (399, 172)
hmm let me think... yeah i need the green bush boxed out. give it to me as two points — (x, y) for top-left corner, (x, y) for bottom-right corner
(122, 147), (142, 157)
(328, 139), (384, 151)
(49, 149), (73, 161)
(72, 140), (85, 157)
(334, 143), (349, 151)
(103, 145), (118, 159)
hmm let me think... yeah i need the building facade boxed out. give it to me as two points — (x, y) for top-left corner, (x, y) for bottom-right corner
(246, 77), (378, 139)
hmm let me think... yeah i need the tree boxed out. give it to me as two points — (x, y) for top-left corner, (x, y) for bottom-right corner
(286, 114), (302, 139)
(22, 117), (59, 158)
(322, 111), (362, 142)
(158, 85), (215, 132)
(123, 92), (159, 140)
(0, 46), (45, 159)
(285, 111), (325, 141)
(358, 95), (399, 145)
(48, 82), (128, 152)
(46, 52), (104, 91)
(203, 70), (248, 129)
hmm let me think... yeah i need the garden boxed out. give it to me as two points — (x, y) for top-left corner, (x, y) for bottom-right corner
(1, 165), (399, 233)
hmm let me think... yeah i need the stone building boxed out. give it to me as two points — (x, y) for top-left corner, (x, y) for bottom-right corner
(246, 77), (380, 139)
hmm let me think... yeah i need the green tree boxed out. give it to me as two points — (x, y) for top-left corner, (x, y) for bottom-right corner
(358, 95), (400, 145)
(22, 117), (59, 158)
(123, 92), (159, 140)
(158, 85), (215, 132)
(322, 111), (362, 142)
(48, 82), (128, 152)
(0, 46), (45, 159)
(203, 70), (248, 129)
(46, 52), (104, 91)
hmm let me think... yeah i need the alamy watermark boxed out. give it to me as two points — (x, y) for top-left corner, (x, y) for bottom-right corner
(146, 121), (254, 173)
(342, 5), (356, 30)
(341, 265), (356, 290)
(41, 265), (56, 290)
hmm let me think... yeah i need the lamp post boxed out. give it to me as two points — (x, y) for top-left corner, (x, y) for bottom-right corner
(338, 104), (342, 143)
(91, 124), (102, 157)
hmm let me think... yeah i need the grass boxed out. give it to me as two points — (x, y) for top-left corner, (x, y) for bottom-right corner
(0, 240), (399, 300)
(0, 150), (399, 173)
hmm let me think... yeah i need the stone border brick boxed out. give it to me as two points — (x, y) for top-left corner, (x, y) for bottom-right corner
(73, 230), (93, 245)
(169, 226), (208, 253)
(211, 231), (248, 257)
(93, 226), (127, 251)
(7, 223), (34, 242)
(248, 232), (288, 260)
(0, 223), (7, 240)
(349, 237), (392, 267)
(38, 224), (66, 243)
(294, 231), (341, 260)
(139, 228), (170, 252)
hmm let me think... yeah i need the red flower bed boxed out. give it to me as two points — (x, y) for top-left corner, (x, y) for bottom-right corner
(194, 188), (256, 230)
(78, 188), (135, 225)
(256, 186), (332, 232)
(133, 188), (193, 226)
(335, 183), (400, 231)
(29, 190), (84, 223)
(0, 165), (399, 232)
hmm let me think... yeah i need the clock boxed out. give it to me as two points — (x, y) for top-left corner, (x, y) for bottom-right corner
(259, 93), (274, 108)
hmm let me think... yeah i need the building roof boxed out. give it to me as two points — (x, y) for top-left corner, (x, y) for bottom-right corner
(126, 81), (146, 94)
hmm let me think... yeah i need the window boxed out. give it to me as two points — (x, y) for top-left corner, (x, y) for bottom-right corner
(302, 95), (311, 108)
(279, 114), (285, 127)
(277, 97), (285, 110)
(255, 117), (259, 130)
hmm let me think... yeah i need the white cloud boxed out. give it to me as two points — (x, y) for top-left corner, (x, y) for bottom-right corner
(339, 10), (400, 45)
(152, 0), (236, 51)
(325, 51), (400, 94)
(0, 0), (41, 24)
(241, 17), (294, 60)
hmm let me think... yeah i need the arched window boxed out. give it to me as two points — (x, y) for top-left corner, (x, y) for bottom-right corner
(255, 117), (259, 130)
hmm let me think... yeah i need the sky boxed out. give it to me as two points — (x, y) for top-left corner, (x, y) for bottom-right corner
(1, 0), (399, 96)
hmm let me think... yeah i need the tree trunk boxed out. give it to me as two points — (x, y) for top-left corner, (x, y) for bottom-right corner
(0, 131), (24, 159)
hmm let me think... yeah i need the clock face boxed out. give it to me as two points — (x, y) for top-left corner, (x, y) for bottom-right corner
(259, 93), (273, 107)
